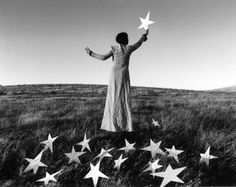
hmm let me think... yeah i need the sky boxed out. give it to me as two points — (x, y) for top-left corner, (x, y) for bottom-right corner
(0, 0), (236, 90)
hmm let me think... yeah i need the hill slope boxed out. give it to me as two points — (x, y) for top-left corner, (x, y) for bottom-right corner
(213, 85), (236, 92)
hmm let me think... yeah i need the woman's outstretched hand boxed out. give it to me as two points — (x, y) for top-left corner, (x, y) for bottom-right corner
(85, 47), (92, 55)
(144, 29), (149, 36)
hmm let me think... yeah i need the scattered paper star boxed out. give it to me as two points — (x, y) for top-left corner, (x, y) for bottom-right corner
(113, 154), (128, 171)
(119, 139), (136, 153)
(95, 148), (113, 161)
(152, 118), (160, 127)
(24, 150), (47, 174)
(151, 164), (186, 187)
(36, 170), (62, 185)
(40, 133), (58, 153)
(138, 11), (155, 30)
(165, 145), (184, 163)
(143, 159), (162, 174)
(200, 146), (218, 166)
(141, 139), (166, 158)
(76, 133), (91, 152)
(65, 146), (85, 164)
(84, 161), (109, 187)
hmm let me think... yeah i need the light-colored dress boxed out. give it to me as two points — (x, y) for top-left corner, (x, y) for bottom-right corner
(90, 35), (146, 132)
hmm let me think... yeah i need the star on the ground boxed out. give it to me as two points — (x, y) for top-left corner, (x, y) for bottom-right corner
(36, 170), (62, 185)
(138, 11), (155, 30)
(65, 146), (85, 164)
(113, 154), (128, 171)
(200, 146), (218, 166)
(165, 145), (184, 163)
(24, 150), (47, 174)
(40, 133), (58, 153)
(152, 119), (160, 127)
(95, 148), (113, 161)
(76, 133), (91, 152)
(143, 159), (162, 174)
(84, 161), (109, 187)
(119, 139), (136, 153)
(141, 139), (166, 158)
(151, 164), (186, 187)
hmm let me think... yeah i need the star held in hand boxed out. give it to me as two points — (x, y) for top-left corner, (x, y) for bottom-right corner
(143, 158), (162, 174)
(141, 139), (166, 158)
(152, 118), (160, 127)
(113, 154), (128, 171)
(40, 133), (58, 153)
(151, 164), (186, 187)
(138, 11), (155, 30)
(165, 145), (184, 163)
(119, 139), (136, 153)
(76, 133), (91, 152)
(36, 170), (62, 185)
(65, 146), (85, 164)
(24, 150), (47, 174)
(84, 161), (109, 187)
(95, 148), (113, 161)
(200, 146), (218, 166)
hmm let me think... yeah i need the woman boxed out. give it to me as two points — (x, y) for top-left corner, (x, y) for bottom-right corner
(85, 29), (149, 132)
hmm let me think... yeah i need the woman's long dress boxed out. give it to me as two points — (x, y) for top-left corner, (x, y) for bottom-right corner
(90, 35), (146, 132)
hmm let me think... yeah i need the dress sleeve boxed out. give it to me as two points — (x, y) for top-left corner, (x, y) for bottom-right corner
(128, 34), (147, 53)
(90, 47), (113, 61)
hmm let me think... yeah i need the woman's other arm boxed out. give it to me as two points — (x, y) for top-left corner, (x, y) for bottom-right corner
(85, 47), (113, 61)
(128, 29), (149, 52)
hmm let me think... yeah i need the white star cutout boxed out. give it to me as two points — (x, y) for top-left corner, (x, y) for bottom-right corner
(141, 139), (166, 158)
(36, 170), (62, 185)
(138, 11), (155, 30)
(151, 164), (186, 187)
(143, 158), (162, 174)
(118, 139), (136, 153)
(165, 145), (184, 163)
(40, 133), (58, 153)
(152, 119), (160, 127)
(76, 133), (91, 152)
(84, 161), (109, 187)
(113, 154), (128, 171)
(65, 146), (85, 164)
(24, 150), (47, 174)
(95, 148), (113, 161)
(200, 146), (218, 166)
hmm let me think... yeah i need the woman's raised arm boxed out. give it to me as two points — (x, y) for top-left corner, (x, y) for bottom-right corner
(85, 47), (113, 61)
(128, 29), (149, 52)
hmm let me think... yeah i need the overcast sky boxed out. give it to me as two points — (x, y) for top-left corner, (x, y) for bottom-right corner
(0, 0), (236, 90)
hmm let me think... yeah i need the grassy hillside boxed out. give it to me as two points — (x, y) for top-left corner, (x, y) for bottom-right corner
(0, 84), (235, 186)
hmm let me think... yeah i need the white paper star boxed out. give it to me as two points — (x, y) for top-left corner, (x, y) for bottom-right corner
(95, 148), (113, 161)
(152, 119), (160, 127)
(141, 139), (166, 158)
(143, 159), (162, 174)
(200, 146), (217, 166)
(113, 154), (128, 171)
(76, 133), (91, 152)
(84, 161), (109, 187)
(24, 150), (47, 174)
(165, 145), (184, 163)
(65, 146), (85, 164)
(151, 164), (186, 187)
(36, 170), (62, 185)
(118, 139), (136, 153)
(138, 11), (155, 30)
(40, 133), (58, 153)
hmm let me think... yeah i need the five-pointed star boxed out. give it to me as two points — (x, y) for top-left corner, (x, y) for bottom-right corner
(36, 170), (62, 185)
(113, 154), (128, 171)
(152, 119), (160, 127)
(24, 150), (47, 174)
(200, 146), (218, 166)
(143, 159), (162, 174)
(165, 145), (184, 163)
(40, 133), (58, 153)
(65, 146), (85, 164)
(95, 148), (113, 161)
(141, 139), (166, 158)
(151, 164), (186, 187)
(76, 133), (91, 152)
(138, 11), (155, 30)
(119, 139), (136, 153)
(84, 161), (109, 187)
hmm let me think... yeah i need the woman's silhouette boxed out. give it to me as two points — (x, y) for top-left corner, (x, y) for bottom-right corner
(85, 29), (149, 132)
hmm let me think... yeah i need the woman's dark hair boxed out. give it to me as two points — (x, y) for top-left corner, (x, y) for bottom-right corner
(116, 32), (128, 45)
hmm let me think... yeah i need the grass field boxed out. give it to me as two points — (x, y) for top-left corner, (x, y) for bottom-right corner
(0, 84), (235, 186)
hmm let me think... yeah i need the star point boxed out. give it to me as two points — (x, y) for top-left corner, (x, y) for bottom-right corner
(40, 133), (58, 153)
(165, 145), (184, 163)
(36, 170), (62, 185)
(95, 148), (113, 161)
(138, 11), (155, 30)
(119, 139), (136, 153)
(143, 158), (162, 174)
(152, 118), (160, 127)
(200, 146), (217, 166)
(113, 154), (128, 171)
(76, 133), (91, 152)
(141, 139), (166, 158)
(65, 146), (85, 164)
